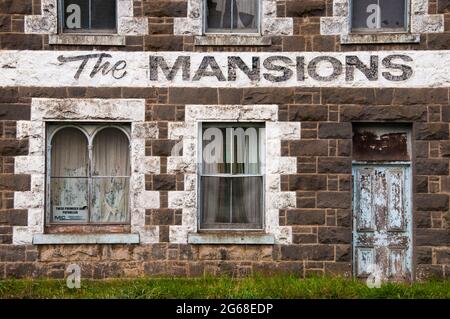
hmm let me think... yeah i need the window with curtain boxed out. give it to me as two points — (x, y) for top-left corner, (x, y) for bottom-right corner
(205, 0), (259, 33)
(200, 123), (264, 230)
(48, 124), (130, 224)
(351, 0), (407, 32)
(59, 0), (117, 33)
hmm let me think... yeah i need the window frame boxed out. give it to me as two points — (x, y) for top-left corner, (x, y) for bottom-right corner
(350, 0), (410, 34)
(58, 0), (118, 35)
(203, 0), (261, 35)
(197, 121), (266, 232)
(45, 123), (131, 226)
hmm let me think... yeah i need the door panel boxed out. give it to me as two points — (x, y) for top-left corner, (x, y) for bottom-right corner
(353, 165), (412, 281)
(355, 169), (375, 231)
(388, 248), (406, 279)
(356, 247), (375, 277)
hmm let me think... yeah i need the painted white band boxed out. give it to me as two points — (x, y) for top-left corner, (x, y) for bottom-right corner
(0, 50), (448, 88)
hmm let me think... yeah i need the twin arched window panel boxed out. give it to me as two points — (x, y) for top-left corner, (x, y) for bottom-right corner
(46, 124), (131, 225)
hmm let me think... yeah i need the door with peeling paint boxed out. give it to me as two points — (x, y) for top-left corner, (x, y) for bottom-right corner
(352, 165), (412, 282)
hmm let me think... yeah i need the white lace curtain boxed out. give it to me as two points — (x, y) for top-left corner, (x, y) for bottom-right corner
(91, 128), (130, 223)
(51, 128), (89, 222)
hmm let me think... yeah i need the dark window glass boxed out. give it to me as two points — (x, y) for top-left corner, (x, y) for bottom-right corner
(352, 0), (406, 32)
(206, 0), (258, 33)
(61, 0), (116, 33)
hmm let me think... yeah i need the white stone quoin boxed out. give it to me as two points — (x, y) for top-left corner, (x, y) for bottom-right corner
(168, 105), (300, 245)
(13, 98), (159, 245)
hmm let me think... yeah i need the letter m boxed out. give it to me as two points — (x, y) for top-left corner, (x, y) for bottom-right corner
(149, 56), (190, 81)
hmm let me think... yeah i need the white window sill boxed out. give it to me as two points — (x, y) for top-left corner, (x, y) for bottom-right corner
(340, 33), (420, 44)
(194, 35), (272, 46)
(33, 233), (140, 245)
(49, 34), (126, 46)
(188, 232), (275, 245)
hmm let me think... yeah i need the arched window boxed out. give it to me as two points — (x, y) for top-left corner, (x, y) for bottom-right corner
(47, 124), (130, 224)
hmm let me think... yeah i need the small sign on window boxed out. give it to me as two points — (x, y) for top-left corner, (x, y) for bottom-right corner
(53, 206), (88, 221)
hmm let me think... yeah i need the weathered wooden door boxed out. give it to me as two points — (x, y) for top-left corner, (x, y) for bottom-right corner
(353, 165), (412, 281)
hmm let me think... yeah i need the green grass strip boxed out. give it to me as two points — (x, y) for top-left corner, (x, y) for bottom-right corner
(0, 275), (449, 299)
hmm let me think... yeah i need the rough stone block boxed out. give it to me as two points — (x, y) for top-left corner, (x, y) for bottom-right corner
(289, 105), (328, 121)
(144, 1), (187, 17)
(416, 229), (450, 246)
(290, 140), (328, 156)
(0, 105), (31, 120)
(318, 157), (351, 174)
(0, 174), (31, 191)
(416, 247), (432, 264)
(415, 194), (449, 211)
(169, 88), (218, 104)
(318, 227), (351, 244)
(0, 139), (28, 156)
(286, 209), (326, 225)
(289, 175), (327, 191)
(280, 245), (334, 261)
(318, 123), (352, 139)
(415, 123), (449, 140)
(340, 105), (427, 122)
(415, 159), (449, 175)
(317, 192), (351, 209)
(286, 0), (326, 17)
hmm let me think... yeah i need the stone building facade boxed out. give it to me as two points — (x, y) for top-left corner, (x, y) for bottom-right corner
(0, 0), (449, 280)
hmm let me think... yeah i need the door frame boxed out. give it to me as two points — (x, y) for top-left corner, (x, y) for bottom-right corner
(352, 161), (413, 282)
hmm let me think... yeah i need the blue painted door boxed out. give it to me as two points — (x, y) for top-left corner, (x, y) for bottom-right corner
(352, 164), (412, 281)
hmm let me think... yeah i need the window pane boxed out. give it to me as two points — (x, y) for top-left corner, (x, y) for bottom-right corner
(206, 0), (258, 32)
(234, 0), (258, 31)
(201, 177), (231, 226)
(51, 127), (88, 177)
(62, 0), (116, 32)
(93, 128), (130, 176)
(352, 0), (406, 31)
(231, 177), (263, 227)
(202, 127), (231, 174)
(232, 127), (261, 175)
(51, 178), (88, 222)
(91, 0), (116, 30)
(380, 0), (405, 29)
(91, 177), (129, 223)
(62, 0), (90, 30)
(206, 0), (231, 30)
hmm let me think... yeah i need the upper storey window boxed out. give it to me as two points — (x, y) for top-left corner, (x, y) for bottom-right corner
(205, 0), (259, 34)
(60, 0), (117, 33)
(351, 0), (407, 33)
